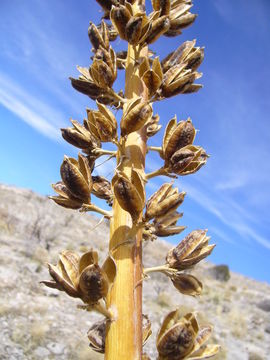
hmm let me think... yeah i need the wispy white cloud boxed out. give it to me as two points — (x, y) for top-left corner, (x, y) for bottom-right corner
(144, 154), (270, 250)
(0, 1), (88, 118)
(0, 72), (63, 141)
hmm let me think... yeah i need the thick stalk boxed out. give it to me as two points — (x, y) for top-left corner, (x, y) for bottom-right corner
(105, 4), (147, 360)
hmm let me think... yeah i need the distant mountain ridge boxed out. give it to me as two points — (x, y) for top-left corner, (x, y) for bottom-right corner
(0, 184), (270, 360)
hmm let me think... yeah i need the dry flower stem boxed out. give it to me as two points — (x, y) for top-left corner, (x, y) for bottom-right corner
(105, 4), (148, 360)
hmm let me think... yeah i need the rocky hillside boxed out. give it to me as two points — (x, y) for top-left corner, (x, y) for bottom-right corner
(0, 184), (270, 360)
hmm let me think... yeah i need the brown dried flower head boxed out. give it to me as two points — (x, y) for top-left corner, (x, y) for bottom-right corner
(86, 101), (117, 142)
(162, 117), (196, 163)
(113, 169), (145, 222)
(166, 229), (215, 270)
(144, 183), (185, 221)
(120, 97), (152, 136)
(110, 4), (132, 40)
(170, 272), (203, 297)
(41, 250), (116, 304)
(61, 119), (101, 151)
(162, 40), (204, 74)
(153, 211), (186, 237)
(169, 145), (208, 175)
(88, 20), (109, 51)
(50, 181), (84, 210)
(92, 175), (113, 206)
(157, 309), (220, 359)
(160, 59), (202, 98)
(164, 0), (197, 38)
(139, 57), (163, 97)
(59, 153), (93, 203)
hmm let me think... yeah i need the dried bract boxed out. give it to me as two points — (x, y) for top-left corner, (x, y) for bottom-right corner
(88, 319), (106, 353)
(143, 314), (152, 345)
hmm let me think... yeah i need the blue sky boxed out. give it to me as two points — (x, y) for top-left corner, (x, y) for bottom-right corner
(0, 0), (270, 283)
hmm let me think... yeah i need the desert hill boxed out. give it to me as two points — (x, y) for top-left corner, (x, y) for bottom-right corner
(0, 184), (270, 360)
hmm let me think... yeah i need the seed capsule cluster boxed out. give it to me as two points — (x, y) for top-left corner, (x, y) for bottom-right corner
(42, 0), (220, 358)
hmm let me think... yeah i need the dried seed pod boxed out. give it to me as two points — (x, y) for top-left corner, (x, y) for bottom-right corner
(169, 12), (197, 32)
(42, 249), (115, 306)
(87, 101), (117, 142)
(60, 154), (92, 202)
(120, 98), (152, 136)
(125, 16), (143, 45)
(110, 4), (132, 40)
(50, 182), (83, 210)
(88, 319), (106, 353)
(169, 145), (208, 175)
(90, 59), (115, 89)
(143, 16), (170, 45)
(171, 273), (203, 296)
(157, 310), (219, 360)
(61, 119), (101, 151)
(189, 344), (220, 359)
(97, 22), (118, 41)
(113, 170), (144, 222)
(70, 77), (103, 98)
(92, 175), (113, 205)
(145, 183), (185, 221)
(157, 311), (199, 359)
(162, 118), (196, 163)
(163, 1), (197, 38)
(88, 22), (106, 51)
(166, 229), (215, 270)
(161, 40), (196, 72)
(162, 70), (202, 98)
(142, 69), (162, 97)
(79, 264), (109, 303)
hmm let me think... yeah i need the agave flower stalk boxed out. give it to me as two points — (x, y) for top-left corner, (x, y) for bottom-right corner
(105, 12), (148, 360)
(43, 0), (220, 359)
